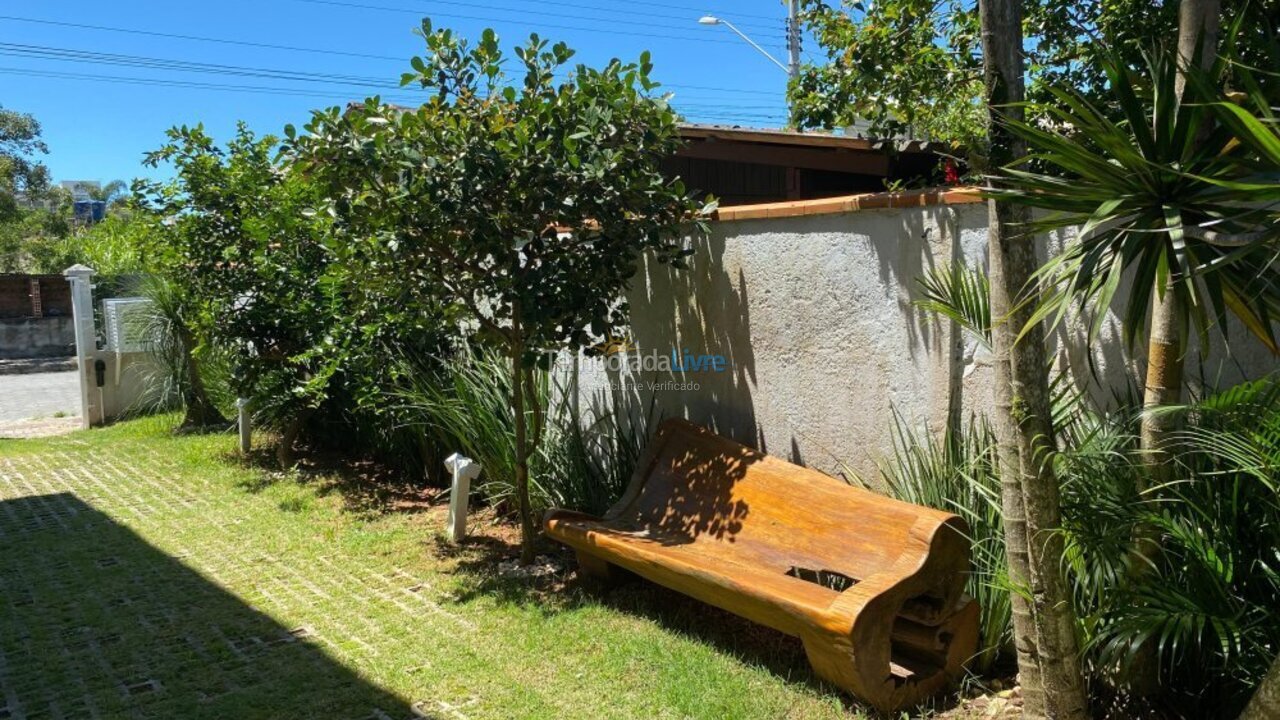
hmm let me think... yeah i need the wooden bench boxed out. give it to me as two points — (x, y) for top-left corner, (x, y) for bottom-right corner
(544, 418), (979, 712)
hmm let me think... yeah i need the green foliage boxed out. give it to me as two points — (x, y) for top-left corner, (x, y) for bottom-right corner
(1075, 380), (1280, 713)
(988, 47), (1280, 354)
(914, 262), (992, 350)
(136, 123), (351, 433)
(791, 0), (1274, 154)
(290, 21), (711, 368)
(132, 275), (235, 418)
(0, 106), (80, 272)
(0, 105), (52, 224)
(288, 21), (711, 551)
(792, 0), (984, 146)
(0, 192), (72, 272)
(58, 214), (155, 276)
(870, 377), (1280, 715)
(395, 346), (650, 515)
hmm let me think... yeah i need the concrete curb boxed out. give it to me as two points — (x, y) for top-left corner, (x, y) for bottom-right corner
(0, 357), (78, 376)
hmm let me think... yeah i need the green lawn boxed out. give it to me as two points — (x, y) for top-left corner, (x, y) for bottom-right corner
(0, 415), (866, 719)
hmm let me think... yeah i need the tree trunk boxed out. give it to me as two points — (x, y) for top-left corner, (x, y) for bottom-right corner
(987, 211), (1045, 715)
(1176, 0), (1221, 97)
(176, 322), (228, 432)
(510, 326), (537, 565)
(276, 407), (314, 469)
(1121, 0), (1222, 696)
(980, 0), (1089, 716)
(1240, 652), (1280, 719)
(1139, 0), (1219, 478)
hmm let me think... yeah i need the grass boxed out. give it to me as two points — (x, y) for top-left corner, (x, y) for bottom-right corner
(0, 415), (865, 720)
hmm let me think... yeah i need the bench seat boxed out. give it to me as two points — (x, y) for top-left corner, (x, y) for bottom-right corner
(544, 418), (979, 711)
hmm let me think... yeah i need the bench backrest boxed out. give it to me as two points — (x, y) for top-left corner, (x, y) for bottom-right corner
(604, 418), (961, 582)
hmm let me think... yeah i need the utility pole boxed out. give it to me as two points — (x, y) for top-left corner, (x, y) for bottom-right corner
(786, 0), (801, 80)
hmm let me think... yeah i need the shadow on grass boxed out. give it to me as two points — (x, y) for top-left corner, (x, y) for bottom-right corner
(0, 492), (422, 719)
(435, 533), (880, 716)
(228, 443), (441, 520)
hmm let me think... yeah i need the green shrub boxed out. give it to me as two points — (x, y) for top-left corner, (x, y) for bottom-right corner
(394, 346), (649, 516)
(864, 376), (1280, 715)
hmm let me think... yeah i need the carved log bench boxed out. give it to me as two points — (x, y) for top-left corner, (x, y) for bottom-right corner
(544, 418), (979, 712)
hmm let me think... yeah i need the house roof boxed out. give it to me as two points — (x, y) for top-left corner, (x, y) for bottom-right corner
(676, 124), (951, 156)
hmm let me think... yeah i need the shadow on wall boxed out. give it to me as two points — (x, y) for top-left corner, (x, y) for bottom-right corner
(1043, 227), (1280, 412)
(607, 230), (762, 451)
(582, 206), (976, 480)
(0, 493), (414, 719)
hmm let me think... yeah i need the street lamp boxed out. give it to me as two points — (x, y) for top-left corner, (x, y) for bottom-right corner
(698, 15), (793, 77)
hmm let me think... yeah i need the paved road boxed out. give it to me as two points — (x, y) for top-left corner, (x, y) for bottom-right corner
(0, 370), (80, 422)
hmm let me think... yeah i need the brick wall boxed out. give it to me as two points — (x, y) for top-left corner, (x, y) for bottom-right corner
(0, 275), (73, 319)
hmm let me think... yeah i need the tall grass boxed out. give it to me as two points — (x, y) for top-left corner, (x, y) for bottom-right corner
(394, 347), (650, 515)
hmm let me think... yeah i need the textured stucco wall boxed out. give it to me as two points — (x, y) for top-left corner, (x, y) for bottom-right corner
(571, 202), (1277, 483)
(572, 203), (988, 481)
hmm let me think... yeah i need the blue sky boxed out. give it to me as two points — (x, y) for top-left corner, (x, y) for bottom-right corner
(1, 1), (801, 185)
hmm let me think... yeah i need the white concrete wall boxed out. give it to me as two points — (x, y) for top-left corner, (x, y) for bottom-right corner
(0, 317), (75, 359)
(78, 350), (165, 427)
(571, 202), (1277, 482)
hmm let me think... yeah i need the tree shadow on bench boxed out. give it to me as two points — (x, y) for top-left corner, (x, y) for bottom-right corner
(0, 493), (416, 720)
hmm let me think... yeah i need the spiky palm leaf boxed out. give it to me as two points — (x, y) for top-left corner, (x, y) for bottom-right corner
(986, 47), (1280, 354)
(915, 262), (992, 350)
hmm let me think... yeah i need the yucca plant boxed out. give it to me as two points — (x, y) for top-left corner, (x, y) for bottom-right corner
(986, 46), (1280, 486)
(133, 275), (232, 426)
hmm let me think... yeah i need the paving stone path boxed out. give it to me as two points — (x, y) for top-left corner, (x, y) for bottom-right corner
(0, 440), (526, 720)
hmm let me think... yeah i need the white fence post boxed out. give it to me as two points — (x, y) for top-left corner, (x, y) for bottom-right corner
(63, 264), (97, 429)
(443, 453), (482, 542)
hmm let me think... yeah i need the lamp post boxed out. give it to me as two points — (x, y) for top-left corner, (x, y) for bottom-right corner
(699, 4), (801, 80)
(698, 15), (791, 76)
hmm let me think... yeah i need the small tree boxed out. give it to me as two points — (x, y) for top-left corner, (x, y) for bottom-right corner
(290, 21), (712, 561)
(138, 123), (353, 454)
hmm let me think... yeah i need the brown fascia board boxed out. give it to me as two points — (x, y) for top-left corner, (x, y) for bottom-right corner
(675, 123), (952, 156)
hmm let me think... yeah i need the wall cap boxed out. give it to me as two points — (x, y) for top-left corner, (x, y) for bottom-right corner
(712, 186), (983, 223)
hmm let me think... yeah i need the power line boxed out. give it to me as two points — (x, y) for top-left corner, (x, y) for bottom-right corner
(286, 0), (789, 50)
(321, 0), (786, 34)
(629, 1), (780, 23)
(0, 42), (401, 90)
(0, 65), (785, 125)
(0, 16), (783, 96)
(0, 37), (782, 98)
(0, 66), (418, 103)
(0, 15), (406, 62)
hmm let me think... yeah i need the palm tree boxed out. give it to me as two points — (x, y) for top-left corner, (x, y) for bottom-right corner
(87, 179), (128, 209)
(977, 0), (1089, 715)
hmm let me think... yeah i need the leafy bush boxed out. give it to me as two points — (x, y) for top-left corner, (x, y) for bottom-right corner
(866, 377), (1280, 716)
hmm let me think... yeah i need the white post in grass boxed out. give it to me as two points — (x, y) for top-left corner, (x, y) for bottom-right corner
(63, 264), (96, 429)
(443, 453), (482, 542)
(236, 398), (251, 454)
